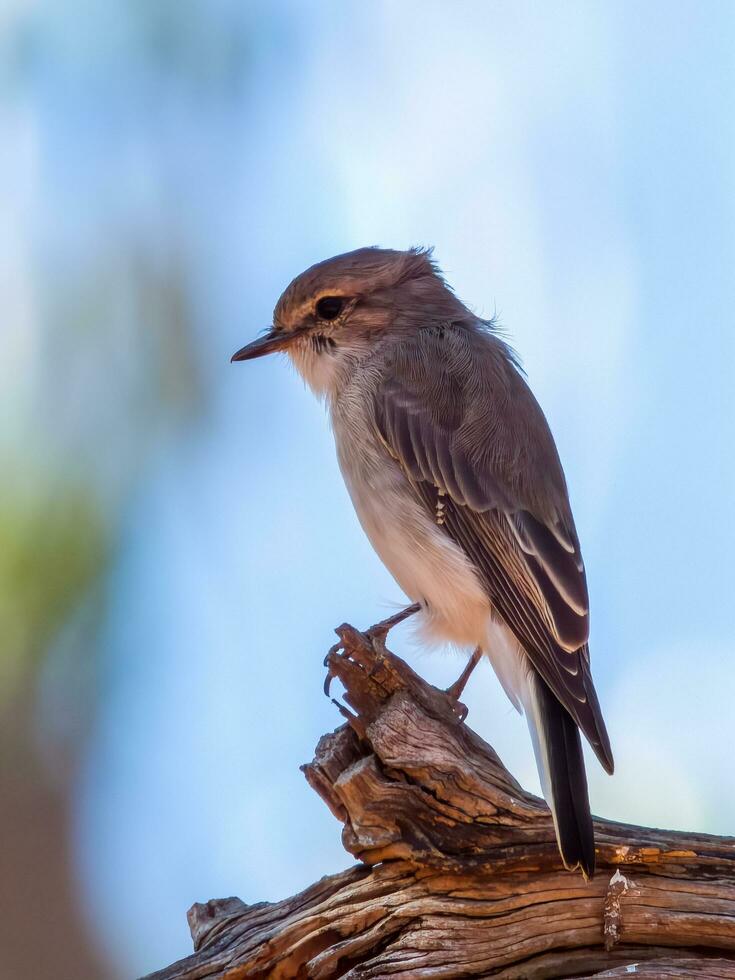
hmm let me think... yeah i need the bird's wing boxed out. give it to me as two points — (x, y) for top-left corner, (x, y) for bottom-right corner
(373, 323), (613, 773)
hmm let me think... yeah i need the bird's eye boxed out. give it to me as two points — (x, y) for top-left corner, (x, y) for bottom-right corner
(316, 296), (344, 320)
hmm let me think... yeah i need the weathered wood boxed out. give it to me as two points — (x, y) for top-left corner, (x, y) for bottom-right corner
(143, 620), (735, 979)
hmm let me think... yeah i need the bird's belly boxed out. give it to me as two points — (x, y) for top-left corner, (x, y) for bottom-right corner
(336, 439), (491, 650)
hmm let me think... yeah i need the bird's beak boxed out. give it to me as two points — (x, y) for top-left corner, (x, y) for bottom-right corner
(231, 327), (292, 362)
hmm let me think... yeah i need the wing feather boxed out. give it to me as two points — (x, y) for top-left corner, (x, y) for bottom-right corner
(375, 324), (613, 773)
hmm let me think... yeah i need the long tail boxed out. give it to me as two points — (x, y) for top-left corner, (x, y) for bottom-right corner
(523, 670), (595, 877)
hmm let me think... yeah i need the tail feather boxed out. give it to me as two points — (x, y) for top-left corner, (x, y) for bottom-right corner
(524, 671), (595, 877)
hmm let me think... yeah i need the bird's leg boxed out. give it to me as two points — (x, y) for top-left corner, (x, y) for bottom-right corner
(366, 602), (421, 642)
(446, 646), (483, 711)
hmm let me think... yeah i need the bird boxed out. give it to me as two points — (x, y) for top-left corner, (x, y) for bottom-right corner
(232, 246), (613, 877)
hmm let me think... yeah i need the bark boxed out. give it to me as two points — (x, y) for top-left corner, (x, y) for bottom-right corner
(143, 619), (735, 979)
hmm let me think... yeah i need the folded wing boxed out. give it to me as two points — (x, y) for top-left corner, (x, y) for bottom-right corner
(374, 323), (613, 774)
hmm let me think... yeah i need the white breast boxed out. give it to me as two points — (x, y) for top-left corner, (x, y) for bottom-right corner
(330, 390), (489, 647)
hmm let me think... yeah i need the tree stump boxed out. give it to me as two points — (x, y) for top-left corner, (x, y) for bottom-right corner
(143, 619), (735, 979)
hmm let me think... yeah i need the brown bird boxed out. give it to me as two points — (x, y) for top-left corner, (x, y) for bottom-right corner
(232, 247), (613, 876)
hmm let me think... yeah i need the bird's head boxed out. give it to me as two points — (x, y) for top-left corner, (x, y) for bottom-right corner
(231, 246), (466, 395)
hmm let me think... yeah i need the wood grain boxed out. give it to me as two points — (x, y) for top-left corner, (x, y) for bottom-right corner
(142, 620), (735, 979)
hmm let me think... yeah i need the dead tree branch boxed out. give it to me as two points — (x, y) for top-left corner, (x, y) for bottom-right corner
(143, 620), (735, 979)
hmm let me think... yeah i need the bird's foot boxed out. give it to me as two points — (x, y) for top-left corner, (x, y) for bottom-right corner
(445, 646), (483, 721)
(323, 604), (421, 698)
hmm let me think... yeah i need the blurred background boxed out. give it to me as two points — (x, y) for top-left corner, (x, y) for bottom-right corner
(1, 1), (733, 976)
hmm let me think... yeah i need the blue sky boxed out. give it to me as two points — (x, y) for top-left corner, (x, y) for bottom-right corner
(4, 2), (733, 975)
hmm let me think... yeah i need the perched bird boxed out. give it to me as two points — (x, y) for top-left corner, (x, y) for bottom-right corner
(232, 247), (613, 876)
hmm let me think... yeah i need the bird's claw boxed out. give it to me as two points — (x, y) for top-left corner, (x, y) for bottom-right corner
(323, 640), (344, 697)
